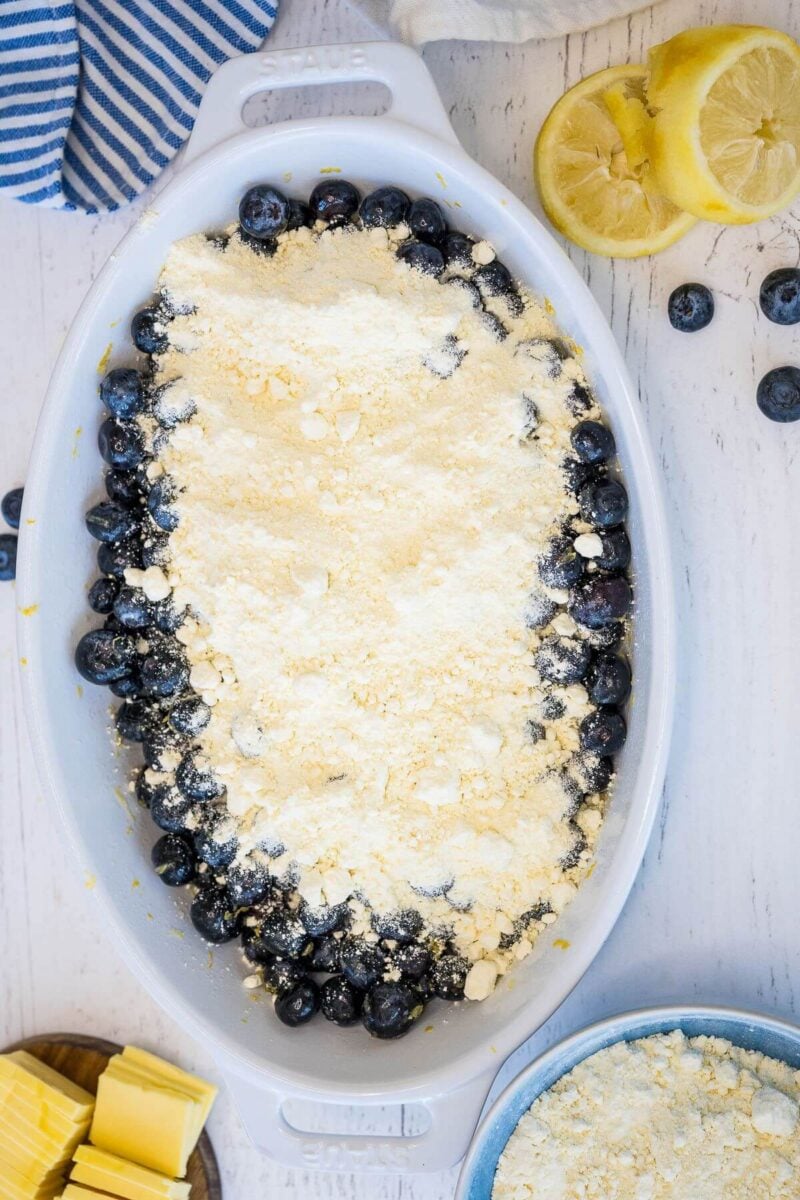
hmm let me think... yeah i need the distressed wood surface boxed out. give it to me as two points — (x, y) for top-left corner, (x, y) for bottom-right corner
(2, 0), (800, 1196)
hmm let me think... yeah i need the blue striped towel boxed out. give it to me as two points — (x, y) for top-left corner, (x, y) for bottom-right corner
(0, 0), (279, 213)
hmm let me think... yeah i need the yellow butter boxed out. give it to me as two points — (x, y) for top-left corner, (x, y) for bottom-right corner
(90, 1069), (198, 1178)
(71, 1147), (190, 1200)
(60, 1188), (112, 1199)
(0, 1058), (93, 1122)
(0, 1159), (64, 1199)
(0, 1107), (87, 1164)
(119, 1049), (217, 1129)
(0, 1133), (67, 1186)
(0, 1088), (84, 1144)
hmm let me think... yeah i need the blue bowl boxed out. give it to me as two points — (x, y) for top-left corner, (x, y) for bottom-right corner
(456, 1005), (800, 1199)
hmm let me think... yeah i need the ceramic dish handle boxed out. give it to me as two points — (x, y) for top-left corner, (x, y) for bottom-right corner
(183, 41), (460, 166)
(221, 1066), (495, 1173)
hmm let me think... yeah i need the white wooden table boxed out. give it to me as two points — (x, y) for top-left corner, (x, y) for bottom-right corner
(2, 0), (800, 1195)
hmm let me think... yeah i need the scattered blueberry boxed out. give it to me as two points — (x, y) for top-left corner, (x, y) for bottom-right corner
(109, 670), (143, 699)
(595, 529), (631, 572)
(441, 231), (474, 267)
(578, 478), (628, 528)
(407, 197), (446, 243)
(141, 533), (170, 568)
(392, 943), (431, 981)
(298, 901), (350, 937)
(561, 457), (596, 494)
(668, 283), (714, 332)
(571, 420), (615, 464)
(339, 938), (386, 990)
(571, 753), (613, 794)
(176, 750), (225, 801)
(259, 909), (313, 960)
(1, 487), (23, 529)
(759, 268), (800, 325)
(524, 590), (558, 630)
(359, 185), (410, 228)
(100, 369), (146, 419)
(474, 260), (514, 297)
(396, 240), (445, 276)
(98, 419), (145, 470)
(362, 982), (421, 1039)
(75, 628), (136, 685)
(538, 536), (584, 589)
(97, 536), (143, 578)
(371, 908), (423, 944)
(535, 636), (592, 685)
(147, 476), (179, 531)
(149, 785), (194, 834)
(151, 833), (196, 886)
(238, 230), (277, 256)
(88, 576), (119, 614)
(756, 366), (800, 423)
(226, 862), (272, 908)
(113, 586), (152, 630)
(152, 597), (184, 634)
(527, 719), (545, 744)
(140, 638), (189, 699)
(115, 698), (156, 742)
(286, 198), (311, 231)
(566, 381), (593, 416)
(309, 935), (341, 974)
(423, 334), (466, 376)
(262, 956), (308, 995)
(561, 822), (588, 870)
(275, 980), (320, 1027)
(479, 311), (509, 341)
(430, 953), (468, 1000)
(309, 179), (360, 224)
(518, 338), (567, 379)
(192, 815), (238, 868)
(579, 708), (627, 755)
(142, 724), (186, 772)
(85, 500), (137, 544)
(190, 885), (241, 943)
(320, 976), (362, 1026)
(521, 393), (539, 439)
(239, 185), (291, 240)
(445, 276), (481, 308)
(105, 469), (141, 507)
(169, 694), (211, 737)
(587, 653), (631, 706)
(131, 308), (168, 355)
(569, 575), (632, 629)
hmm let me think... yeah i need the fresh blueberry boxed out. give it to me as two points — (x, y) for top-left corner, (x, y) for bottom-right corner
(538, 536), (584, 589)
(238, 230), (277, 256)
(113, 586), (152, 630)
(571, 420), (615, 464)
(569, 575), (632, 629)
(98, 419), (145, 470)
(566, 382), (593, 416)
(131, 308), (168, 355)
(517, 338), (568, 379)
(141, 533), (170, 568)
(135, 768), (156, 809)
(423, 334), (466, 378)
(275, 980), (320, 1027)
(579, 708), (627, 755)
(371, 908), (423, 944)
(339, 938), (386, 990)
(75, 628), (136, 685)
(359, 186), (410, 228)
(320, 976), (362, 1026)
(226, 862), (272, 908)
(561, 457), (596, 494)
(152, 598), (184, 634)
(88, 576), (119, 614)
(115, 698), (157, 742)
(105, 469), (141, 507)
(1, 487), (23, 529)
(109, 670), (143, 699)
(759, 268), (800, 325)
(587, 653), (631, 706)
(541, 694), (566, 720)
(535, 636), (592, 685)
(97, 536), (143, 579)
(392, 943), (431, 981)
(441, 231), (474, 267)
(100, 369), (146, 419)
(298, 901), (351, 937)
(480, 311), (509, 341)
(586, 621), (625, 651)
(474, 260), (514, 297)
(309, 179), (360, 224)
(169, 695), (211, 737)
(142, 724), (187, 772)
(595, 529), (631, 572)
(756, 366), (800, 423)
(151, 833), (196, 886)
(241, 926), (272, 966)
(190, 885), (241, 943)
(570, 753), (613, 795)
(286, 198), (311, 231)
(147, 477), (179, 532)
(578, 478), (628, 527)
(445, 276), (481, 308)
(140, 637), (189, 699)
(668, 283), (714, 332)
(430, 953), (468, 1000)
(85, 500), (137, 544)
(362, 982), (421, 1039)
(259, 910), (313, 960)
(149, 784), (194, 834)
(407, 197), (446, 243)
(561, 822), (588, 870)
(396, 240), (445, 276)
(524, 590), (557, 631)
(309, 935), (341, 974)
(176, 750), (224, 801)
(192, 814), (238, 868)
(239, 185), (291, 239)
(152, 381), (197, 430)
(262, 956), (308, 995)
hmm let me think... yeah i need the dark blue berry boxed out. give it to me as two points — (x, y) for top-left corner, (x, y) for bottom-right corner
(561, 822), (588, 870)
(518, 338), (567, 379)
(524, 590), (557, 630)
(139, 636), (188, 699)
(298, 901), (351, 937)
(362, 982), (421, 1039)
(445, 276), (481, 308)
(371, 909), (423, 944)
(396, 240), (445, 276)
(759, 268), (800, 325)
(578, 478), (628, 527)
(97, 536), (142, 578)
(566, 382), (593, 416)
(535, 636), (592, 685)
(149, 785), (194, 834)
(1, 487), (23, 529)
(88, 576), (119, 614)
(757, 366), (800, 423)
(115, 699), (157, 742)
(169, 695), (210, 737)
(100, 369), (146, 419)
(105, 469), (141, 507)
(192, 816), (238, 869)
(141, 533), (170, 568)
(320, 976), (362, 1026)
(98, 419), (145, 470)
(147, 477), (179, 532)
(142, 725), (186, 772)
(176, 750), (224, 801)
(340, 938), (386, 990)
(571, 420), (615, 464)
(152, 598), (184, 634)
(668, 283), (714, 332)
(595, 529), (631, 571)
(259, 910), (313, 960)
(109, 670), (143, 699)
(441, 231), (474, 267)
(538, 536), (584, 588)
(480, 311), (509, 341)
(430, 953), (468, 1000)
(262, 957), (307, 995)
(561, 457), (596, 493)
(359, 186), (410, 227)
(541, 694), (565, 720)
(85, 500), (137, 544)
(286, 198), (311, 230)
(131, 308), (168, 355)
(190, 885), (241, 943)
(239, 185), (291, 239)
(527, 719), (545, 744)
(569, 575), (632, 629)
(309, 935), (341, 974)
(392, 943), (431, 981)
(75, 628), (136, 685)
(407, 197), (446, 243)
(309, 179), (360, 223)
(242, 926), (273, 966)
(226, 862), (272, 908)
(275, 980), (320, 1027)
(238, 230), (277, 256)
(474, 260), (514, 297)
(580, 708), (627, 755)
(152, 833), (196, 886)
(587, 654), (631, 706)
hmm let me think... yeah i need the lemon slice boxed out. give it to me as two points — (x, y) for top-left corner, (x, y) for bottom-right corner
(534, 64), (696, 258)
(648, 25), (800, 224)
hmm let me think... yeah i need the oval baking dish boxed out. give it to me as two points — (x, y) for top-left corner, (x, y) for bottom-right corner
(17, 42), (675, 1173)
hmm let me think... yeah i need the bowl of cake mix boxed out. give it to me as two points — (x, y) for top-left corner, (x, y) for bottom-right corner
(17, 41), (674, 1171)
(457, 1006), (800, 1198)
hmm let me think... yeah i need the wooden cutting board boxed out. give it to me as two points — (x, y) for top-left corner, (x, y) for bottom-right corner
(2, 1032), (222, 1199)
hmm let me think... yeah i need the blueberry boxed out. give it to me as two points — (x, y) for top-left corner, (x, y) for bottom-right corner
(407, 197), (446, 243)
(192, 814), (238, 868)
(580, 708), (627, 755)
(423, 334), (466, 378)
(99, 369), (146, 419)
(262, 956), (308, 995)
(668, 283), (714, 332)
(176, 750), (224, 801)
(241, 925), (272, 966)
(538, 536), (584, 589)
(1, 487), (23, 529)
(142, 724), (186, 772)
(759, 268), (800, 325)
(569, 575), (632, 629)
(339, 938), (386, 990)
(571, 420), (615, 464)
(308, 179), (360, 223)
(362, 982), (421, 1039)
(578, 478), (628, 528)
(298, 901), (351, 937)
(109, 670), (143, 699)
(587, 653), (631, 706)
(131, 308), (168, 355)
(275, 980), (320, 1027)
(541, 692), (565, 719)
(259, 910), (313, 960)
(535, 635), (592, 685)
(359, 186), (410, 228)
(445, 276), (481, 308)
(169, 695), (211, 737)
(521, 393), (539, 439)
(97, 536), (143, 578)
(570, 753), (614, 794)
(149, 785), (194, 834)
(441, 231), (474, 267)
(239, 185), (290, 239)
(524, 590), (557, 631)
(151, 833), (196, 886)
(286, 198), (311, 231)
(392, 943), (431, 981)
(561, 457), (596, 494)
(98, 419), (145, 470)
(105, 469), (141, 507)
(190, 885), (241, 943)
(226, 862), (272, 908)
(75, 628), (136, 685)
(88, 576), (119, 614)
(85, 500), (137, 544)
(474, 260), (514, 297)
(115, 698), (157, 742)
(396, 240), (445, 276)
(140, 638), (189, 698)
(320, 976), (362, 1026)
(135, 769), (156, 809)
(141, 533), (170, 568)
(152, 598), (184, 634)
(309, 935), (341, 974)
(518, 338), (567, 379)
(371, 908), (423, 944)
(152, 382), (197, 430)
(430, 953), (468, 1000)
(238, 230), (277, 256)
(147, 477), (179, 532)
(561, 822), (588, 870)
(756, 366), (800, 423)
(566, 382), (593, 417)
(527, 719), (545, 744)
(480, 311), (509, 341)
(595, 529), (631, 572)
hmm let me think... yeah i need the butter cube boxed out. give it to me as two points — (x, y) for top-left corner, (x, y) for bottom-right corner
(120, 1048), (217, 1131)
(89, 1069), (198, 1178)
(70, 1147), (190, 1200)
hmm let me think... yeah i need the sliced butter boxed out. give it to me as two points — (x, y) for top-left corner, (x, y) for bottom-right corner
(60, 1188), (113, 1198)
(0, 1159), (64, 1200)
(119, 1049), (217, 1129)
(71, 1147), (190, 1200)
(0, 1108), (87, 1164)
(90, 1068), (198, 1178)
(0, 1133), (66, 1186)
(0, 1086), (85, 1143)
(0, 1057), (93, 1122)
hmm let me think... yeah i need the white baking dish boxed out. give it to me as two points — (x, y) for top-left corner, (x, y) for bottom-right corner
(17, 42), (675, 1173)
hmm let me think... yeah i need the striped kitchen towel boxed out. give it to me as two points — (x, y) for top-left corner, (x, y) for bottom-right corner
(0, 0), (279, 213)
